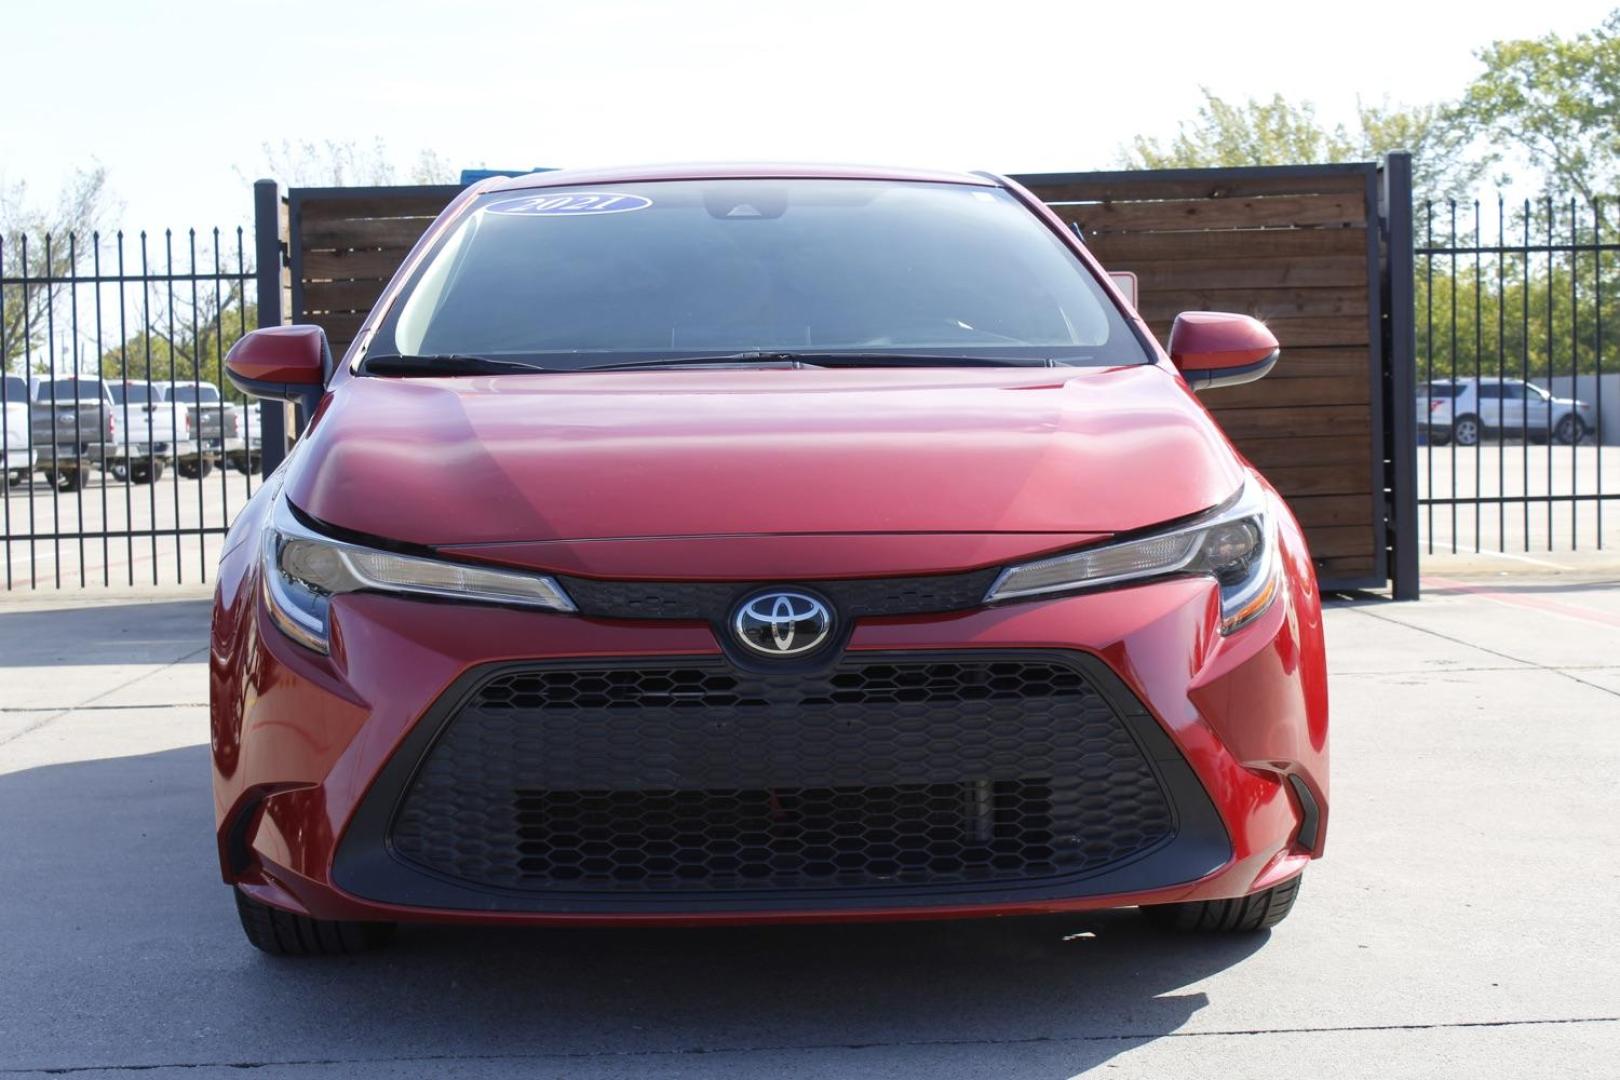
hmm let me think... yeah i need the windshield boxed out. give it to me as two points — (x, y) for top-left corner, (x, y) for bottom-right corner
(2, 376), (25, 402)
(370, 179), (1146, 370)
(110, 383), (152, 405)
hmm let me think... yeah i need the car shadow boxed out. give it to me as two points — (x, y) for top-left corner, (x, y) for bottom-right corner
(0, 597), (211, 666)
(0, 744), (1269, 1077)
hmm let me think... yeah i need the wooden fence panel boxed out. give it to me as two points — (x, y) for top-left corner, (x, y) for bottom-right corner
(288, 185), (462, 359)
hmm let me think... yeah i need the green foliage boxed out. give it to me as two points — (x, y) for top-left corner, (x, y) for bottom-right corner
(1125, 91), (1357, 170)
(1454, 11), (1620, 205)
(1415, 243), (1619, 380)
(1121, 90), (1486, 199)
(98, 287), (256, 402)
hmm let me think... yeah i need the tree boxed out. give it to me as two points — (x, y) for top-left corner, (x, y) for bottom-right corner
(243, 138), (457, 188)
(0, 167), (112, 374)
(99, 285), (257, 402)
(1121, 90), (1487, 199)
(1453, 10), (1620, 207)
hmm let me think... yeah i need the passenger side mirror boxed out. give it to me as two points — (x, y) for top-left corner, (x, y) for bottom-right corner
(225, 325), (332, 418)
(1167, 312), (1279, 391)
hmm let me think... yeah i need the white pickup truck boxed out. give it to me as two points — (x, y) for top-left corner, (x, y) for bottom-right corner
(2, 374), (35, 489)
(100, 380), (242, 481)
(224, 402), (263, 474)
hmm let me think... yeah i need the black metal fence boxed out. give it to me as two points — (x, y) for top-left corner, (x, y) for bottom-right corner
(1, 226), (264, 588)
(1415, 196), (1617, 554)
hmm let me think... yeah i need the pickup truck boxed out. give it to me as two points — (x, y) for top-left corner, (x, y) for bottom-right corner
(160, 382), (239, 478)
(102, 380), (216, 483)
(28, 376), (119, 491)
(224, 402), (263, 474)
(2, 374), (35, 489)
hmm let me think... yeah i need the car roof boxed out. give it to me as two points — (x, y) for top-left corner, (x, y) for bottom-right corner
(480, 162), (998, 194)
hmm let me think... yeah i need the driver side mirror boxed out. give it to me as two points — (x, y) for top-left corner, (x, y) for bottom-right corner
(225, 325), (332, 418)
(1168, 312), (1279, 391)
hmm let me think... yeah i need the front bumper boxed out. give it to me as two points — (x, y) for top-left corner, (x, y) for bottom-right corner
(212, 540), (1329, 926)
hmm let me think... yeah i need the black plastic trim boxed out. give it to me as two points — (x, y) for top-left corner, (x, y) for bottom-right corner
(331, 650), (1233, 914)
(1287, 773), (1321, 854)
(1184, 348), (1280, 392)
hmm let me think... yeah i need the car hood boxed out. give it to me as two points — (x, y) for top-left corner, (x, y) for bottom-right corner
(285, 365), (1244, 566)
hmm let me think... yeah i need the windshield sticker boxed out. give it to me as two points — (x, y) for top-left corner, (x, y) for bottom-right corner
(487, 192), (652, 217)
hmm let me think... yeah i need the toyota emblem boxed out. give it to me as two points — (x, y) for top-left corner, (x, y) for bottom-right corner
(730, 590), (834, 657)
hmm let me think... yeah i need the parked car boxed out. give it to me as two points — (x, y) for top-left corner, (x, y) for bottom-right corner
(212, 164), (1328, 956)
(1419, 377), (1595, 446)
(2, 374), (34, 489)
(28, 375), (118, 491)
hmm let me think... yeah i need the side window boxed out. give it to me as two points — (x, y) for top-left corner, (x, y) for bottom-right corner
(1476, 384), (1501, 400)
(1501, 383), (1527, 400)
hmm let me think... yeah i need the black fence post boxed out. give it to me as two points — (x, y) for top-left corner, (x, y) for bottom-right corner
(253, 179), (288, 478)
(1382, 152), (1420, 599)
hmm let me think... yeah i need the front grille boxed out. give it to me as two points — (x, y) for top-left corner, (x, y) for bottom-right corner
(389, 657), (1176, 897)
(557, 569), (1001, 621)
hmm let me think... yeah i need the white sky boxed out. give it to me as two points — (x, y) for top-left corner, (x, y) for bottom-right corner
(3, 0), (1614, 232)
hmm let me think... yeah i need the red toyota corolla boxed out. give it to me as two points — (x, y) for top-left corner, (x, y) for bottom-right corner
(212, 164), (1327, 956)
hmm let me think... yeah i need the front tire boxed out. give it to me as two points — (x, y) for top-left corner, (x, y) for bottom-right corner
(234, 889), (395, 956)
(1554, 414), (1584, 445)
(1141, 875), (1303, 933)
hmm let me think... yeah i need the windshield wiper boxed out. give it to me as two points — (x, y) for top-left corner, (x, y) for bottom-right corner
(364, 351), (1063, 376)
(363, 353), (553, 377)
(586, 352), (1058, 371)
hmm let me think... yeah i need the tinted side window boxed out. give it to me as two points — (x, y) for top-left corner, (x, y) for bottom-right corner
(1476, 385), (1501, 399)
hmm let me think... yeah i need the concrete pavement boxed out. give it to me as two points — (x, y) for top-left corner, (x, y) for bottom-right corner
(1, 579), (1617, 1078)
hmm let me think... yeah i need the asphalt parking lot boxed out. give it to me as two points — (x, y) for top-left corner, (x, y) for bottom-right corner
(1417, 443), (1620, 556)
(2, 577), (1618, 1078)
(1, 467), (257, 591)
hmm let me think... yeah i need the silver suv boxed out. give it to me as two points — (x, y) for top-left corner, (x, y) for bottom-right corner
(1419, 377), (1595, 446)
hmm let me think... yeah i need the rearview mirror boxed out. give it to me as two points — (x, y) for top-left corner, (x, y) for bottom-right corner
(225, 325), (332, 416)
(1167, 312), (1279, 391)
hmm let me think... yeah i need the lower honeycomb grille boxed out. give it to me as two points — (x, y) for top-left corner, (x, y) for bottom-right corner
(389, 657), (1176, 896)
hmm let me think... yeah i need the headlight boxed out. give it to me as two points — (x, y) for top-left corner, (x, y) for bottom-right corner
(984, 478), (1281, 634)
(261, 488), (575, 654)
